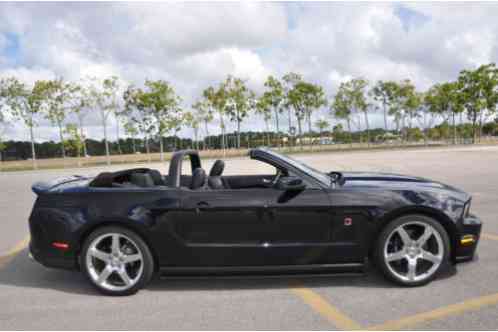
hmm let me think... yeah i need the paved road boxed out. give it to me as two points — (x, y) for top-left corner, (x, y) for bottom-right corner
(1, 145), (498, 329)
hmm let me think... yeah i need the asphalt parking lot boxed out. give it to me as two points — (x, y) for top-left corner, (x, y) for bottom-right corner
(1, 145), (498, 330)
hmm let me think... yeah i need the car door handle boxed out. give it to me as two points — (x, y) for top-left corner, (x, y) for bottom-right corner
(196, 201), (210, 207)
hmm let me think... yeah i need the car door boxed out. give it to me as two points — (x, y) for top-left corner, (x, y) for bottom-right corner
(167, 188), (276, 267)
(264, 183), (338, 265)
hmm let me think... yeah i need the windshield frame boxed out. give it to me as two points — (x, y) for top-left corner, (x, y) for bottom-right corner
(257, 149), (332, 187)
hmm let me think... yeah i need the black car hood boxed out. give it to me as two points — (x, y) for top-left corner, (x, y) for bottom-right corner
(340, 171), (469, 199)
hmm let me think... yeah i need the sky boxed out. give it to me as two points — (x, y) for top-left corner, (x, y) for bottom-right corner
(1, 2), (498, 143)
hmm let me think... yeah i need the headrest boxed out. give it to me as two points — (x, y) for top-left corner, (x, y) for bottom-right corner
(209, 160), (225, 177)
(191, 167), (206, 190)
(130, 173), (155, 188)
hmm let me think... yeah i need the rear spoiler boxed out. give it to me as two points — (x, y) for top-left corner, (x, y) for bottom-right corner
(32, 175), (85, 195)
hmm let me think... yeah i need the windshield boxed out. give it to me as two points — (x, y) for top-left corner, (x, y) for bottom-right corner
(264, 149), (331, 186)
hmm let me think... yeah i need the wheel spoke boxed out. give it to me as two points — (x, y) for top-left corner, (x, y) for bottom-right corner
(118, 268), (132, 286)
(123, 254), (141, 264)
(407, 258), (417, 281)
(386, 250), (406, 262)
(90, 248), (110, 263)
(397, 226), (412, 245)
(417, 226), (433, 246)
(420, 250), (442, 264)
(97, 265), (113, 284)
(111, 234), (121, 255)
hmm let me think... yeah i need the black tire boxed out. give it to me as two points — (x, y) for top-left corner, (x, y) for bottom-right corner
(374, 214), (450, 287)
(80, 226), (154, 296)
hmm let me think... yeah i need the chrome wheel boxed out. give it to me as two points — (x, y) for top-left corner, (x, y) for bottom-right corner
(85, 233), (144, 292)
(383, 221), (444, 283)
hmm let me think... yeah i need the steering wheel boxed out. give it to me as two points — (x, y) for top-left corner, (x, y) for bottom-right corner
(270, 169), (283, 187)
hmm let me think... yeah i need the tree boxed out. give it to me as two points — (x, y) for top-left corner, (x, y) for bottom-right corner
(203, 85), (228, 152)
(88, 76), (120, 165)
(39, 79), (71, 159)
(458, 64), (498, 143)
(255, 93), (273, 146)
(123, 121), (139, 154)
(424, 82), (463, 144)
(287, 81), (327, 146)
(64, 123), (84, 166)
(141, 80), (182, 160)
(346, 78), (370, 144)
(0, 101), (6, 162)
(332, 123), (347, 143)
(262, 76), (285, 144)
(371, 80), (399, 130)
(402, 84), (423, 141)
(192, 99), (213, 149)
(315, 118), (330, 141)
(282, 72), (302, 136)
(387, 79), (420, 141)
(330, 79), (369, 146)
(66, 80), (91, 156)
(222, 75), (254, 149)
(123, 85), (156, 160)
(0, 77), (45, 169)
(184, 111), (201, 150)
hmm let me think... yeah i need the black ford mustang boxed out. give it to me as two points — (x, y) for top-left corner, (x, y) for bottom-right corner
(29, 148), (482, 295)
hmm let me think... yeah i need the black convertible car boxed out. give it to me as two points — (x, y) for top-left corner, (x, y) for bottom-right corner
(29, 148), (482, 295)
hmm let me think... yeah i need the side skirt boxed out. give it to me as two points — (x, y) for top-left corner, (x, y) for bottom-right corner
(159, 263), (365, 278)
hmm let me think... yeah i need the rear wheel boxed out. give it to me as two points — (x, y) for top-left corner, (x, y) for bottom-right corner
(375, 215), (450, 286)
(80, 226), (154, 296)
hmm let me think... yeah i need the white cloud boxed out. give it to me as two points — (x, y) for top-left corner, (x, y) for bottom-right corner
(2, 2), (498, 141)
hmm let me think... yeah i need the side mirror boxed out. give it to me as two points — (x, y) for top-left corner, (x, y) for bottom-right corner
(276, 176), (306, 192)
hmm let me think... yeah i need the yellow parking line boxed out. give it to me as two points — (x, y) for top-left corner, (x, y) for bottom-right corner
(0, 235), (30, 268)
(482, 233), (498, 241)
(368, 292), (498, 330)
(290, 286), (363, 330)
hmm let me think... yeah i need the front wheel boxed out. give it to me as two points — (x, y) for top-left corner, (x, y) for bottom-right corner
(80, 226), (154, 296)
(375, 215), (450, 286)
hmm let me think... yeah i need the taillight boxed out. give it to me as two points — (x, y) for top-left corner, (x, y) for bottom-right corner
(52, 242), (69, 250)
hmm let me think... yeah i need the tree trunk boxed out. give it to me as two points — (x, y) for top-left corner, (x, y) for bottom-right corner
(145, 136), (151, 162)
(307, 111), (312, 134)
(452, 112), (457, 145)
(29, 124), (37, 170)
(363, 111), (370, 147)
(471, 111), (477, 144)
(297, 116), (303, 149)
(194, 128), (199, 150)
(204, 120), (210, 150)
(219, 112), (226, 155)
(236, 108), (241, 149)
(78, 115), (87, 157)
(478, 113), (483, 143)
(116, 117), (122, 154)
(265, 119), (270, 146)
(132, 136), (136, 154)
(102, 115), (110, 165)
(383, 101), (388, 131)
(347, 119), (353, 148)
(159, 134), (164, 161)
(288, 109), (292, 132)
(274, 108), (280, 147)
(58, 121), (66, 160)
